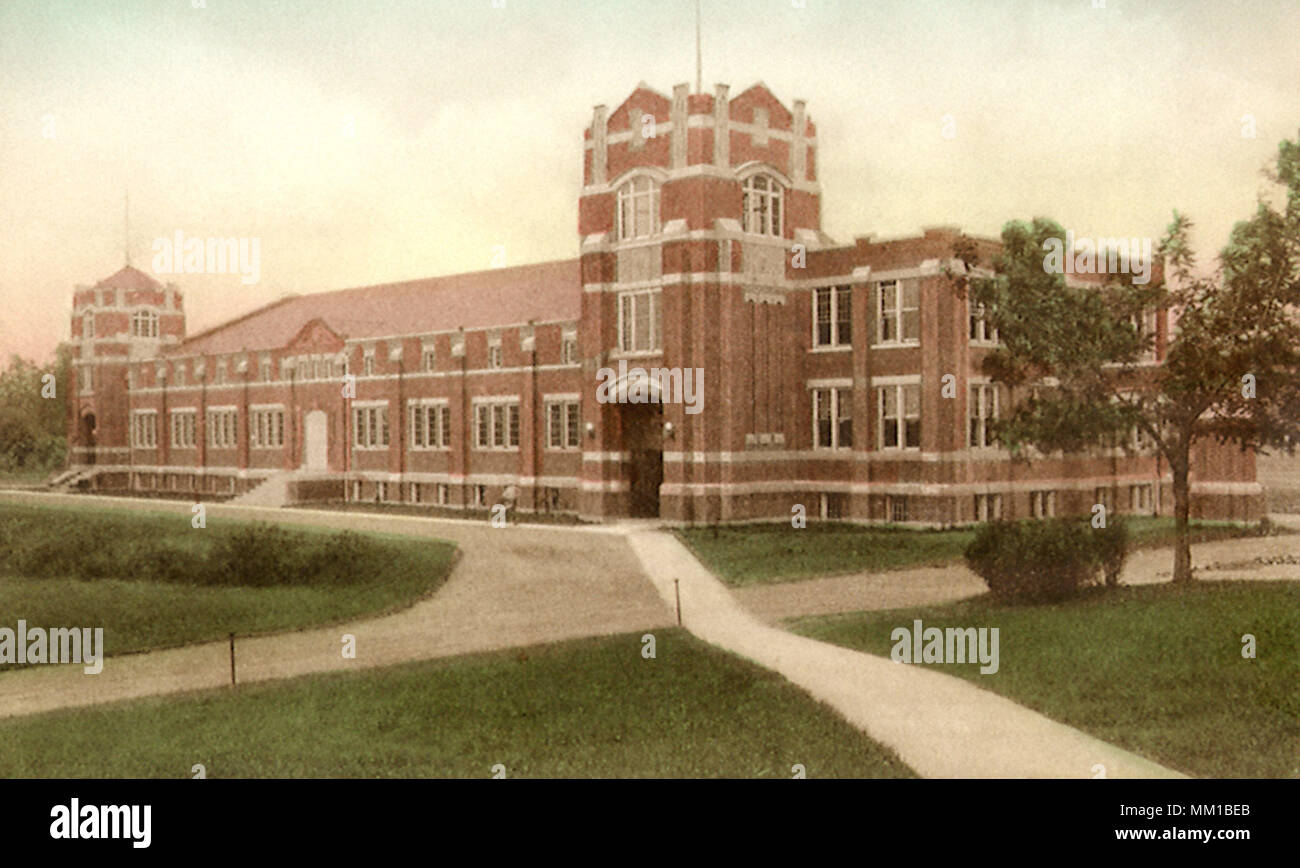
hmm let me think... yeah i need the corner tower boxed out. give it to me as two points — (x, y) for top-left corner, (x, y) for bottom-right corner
(577, 81), (822, 521)
(68, 265), (185, 472)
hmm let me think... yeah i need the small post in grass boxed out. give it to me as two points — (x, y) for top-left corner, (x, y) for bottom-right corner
(229, 632), (236, 687)
(674, 579), (682, 626)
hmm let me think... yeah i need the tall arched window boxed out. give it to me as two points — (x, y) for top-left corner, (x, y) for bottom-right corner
(743, 173), (783, 236)
(131, 310), (159, 338)
(617, 176), (660, 240)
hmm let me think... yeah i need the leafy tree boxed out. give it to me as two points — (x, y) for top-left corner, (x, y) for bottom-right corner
(949, 134), (1300, 583)
(0, 348), (70, 474)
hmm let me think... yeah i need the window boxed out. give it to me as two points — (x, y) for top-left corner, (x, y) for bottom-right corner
(742, 173), (783, 236)
(408, 482), (420, 504)
(131, 310), (159, 338)
(1030, 490), (1056, 519)
(207, 409), (238, 449)
(214, 362), (227, 385)
(353, 404), (390, 449)
(877, 280), (920, 344)
(561, 336), (578, 365)
(487, 344), (503, 369)
(259, 358), (271, 382)
(617, 289), (661, 353)
(475, 400), (520, 450)
(421, 346), (436, 372)
(377, 481), (388, 502)
(436, 483), (449, 506)
(547, 401), (581, 449)
(410, 402), (451, 450)
(130, 411), (157, 448)
(175, 364), (186, 387)
(79, 366), (92, 395)
(1130, 484), (1154, 514)
(1129, 311), (1157, 362)
(974, 493), (1003, 522)
(472, 485), (487, 508)
(812, 387), (852, 449)
(878, 384), (921, 450)
(969, 384), (999, 448)
(351, 480), (362, 502)
(250, 408), (285, 449)
(363, 355), (375, 376)
(970, 302), (998, 344)
(887, 495), (910, 524)
(170, 411), (197, 449)
(813, 286), (852, 348)
(1095, 486), (1115, 512)
(617, 176), (660, 240)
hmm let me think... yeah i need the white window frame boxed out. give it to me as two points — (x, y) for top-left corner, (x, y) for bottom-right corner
(131, 410), (158, 448)
(742, 173), (783, 236)
(131, 309), (159, 338)
(974, 493), (1003, 522)
(811, 386), (853, 450)
(813, 285), (853, 349)
(617, 176), (661, 240)
(1030, 490), (1056, 519)
(409, 399), (451, 451)
(968, 383), (1000, 449)
(617, 289), (662, 354)
(206, 407), (238, 449)
(421, 345), (437, 372)
(473, 398), (521, 451)
(970, 301), (999, 345)
(170, 409), (198, 449)
(876, 381), (921, 451)
(353, 401), (390, 450)
(876, 280), (920, 346)
(545, 398), (582, 450)
(249, 405), (285, 449)
(561, 334), (578, 365)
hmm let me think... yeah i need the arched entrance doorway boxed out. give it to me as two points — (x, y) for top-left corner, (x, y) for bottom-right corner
(79, 412), (96, 465)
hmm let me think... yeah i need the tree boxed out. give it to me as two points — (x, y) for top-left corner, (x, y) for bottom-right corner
(949, 133), (1300, 583)
(0, 348), (71, 474)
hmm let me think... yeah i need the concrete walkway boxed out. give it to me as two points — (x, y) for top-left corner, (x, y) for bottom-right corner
(0, 492), (672, 719)
(625, 529), (1185, 779)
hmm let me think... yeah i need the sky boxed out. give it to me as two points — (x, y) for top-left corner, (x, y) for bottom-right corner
(2, 0), (1298, 363)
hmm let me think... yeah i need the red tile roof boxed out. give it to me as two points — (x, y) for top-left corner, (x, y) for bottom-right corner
(95, 264), (166, 291)
(168, 259), (580, 357)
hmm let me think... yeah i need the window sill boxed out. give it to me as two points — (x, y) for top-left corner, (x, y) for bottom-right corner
(870, 341), (921, 350)
(809, 345), (852, 354)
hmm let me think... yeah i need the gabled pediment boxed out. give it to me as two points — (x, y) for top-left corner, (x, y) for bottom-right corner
(284, 317), (345, 353)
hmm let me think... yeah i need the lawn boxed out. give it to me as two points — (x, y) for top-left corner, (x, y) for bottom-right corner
(787, 581), (1300, 777)
(0, 468), (52, 488)
(678, 517), (1266, 587)
(0, 501), (457, 662)
(0, 630), (916, 778)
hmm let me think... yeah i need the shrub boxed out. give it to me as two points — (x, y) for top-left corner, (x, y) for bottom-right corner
(1094, 516), (1130, 587)
(964, 518), (1122, 603)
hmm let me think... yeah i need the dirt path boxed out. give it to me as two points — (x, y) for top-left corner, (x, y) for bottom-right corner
(0, 492), (673, 719)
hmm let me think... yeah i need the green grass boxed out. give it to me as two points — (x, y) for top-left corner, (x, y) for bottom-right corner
(0, 501), (457, 661)
(0, 468), (51, 488)
(678, 517), (1266, 587)
(788, 581), (1300, 777)
(0, 630), (916, 778)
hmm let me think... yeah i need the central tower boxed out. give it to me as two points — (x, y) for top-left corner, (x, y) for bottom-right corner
(577, 81), (822, 520)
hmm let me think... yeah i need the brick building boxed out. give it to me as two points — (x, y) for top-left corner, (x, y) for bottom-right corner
(66, 81), (1262, 523)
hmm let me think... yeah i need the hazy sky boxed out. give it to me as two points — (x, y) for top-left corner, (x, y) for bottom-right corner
(2, 0), (1297, 363)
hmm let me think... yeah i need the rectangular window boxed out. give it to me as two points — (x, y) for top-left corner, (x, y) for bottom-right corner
(617, 289), (662, 353)
(812, 387), (852, 449)
(813, 286), (852, 348)
(170, 411), (197, 449)
(353, 405), (390, 449)
(205, 410), (238, 449)
(363, 355), (375, 376)
(487, 344), (503, 369)
(250, 409), (285, 449)
(974, 493), (1003, 522)
(1130, 483), (1154, 514)
(887, 495), (909, 524)
(968, 384), (999, 448)
(1030, 490), (1056, 519)
(877, 280), (920, 344)
(546, 401), (581, 449)
(1094, 486), (1115, 513)
(436, 483), (449, 506)
(408, 482), (420, 504)
(474, 400), (521, 450)
(561, 337), (578, 365)
(878, 384), (921, 450)
(409, 402), (450, 450)
(421, 347), (436, 372)
(970, 302), (999, 344)
(472, 485), (487, 507)
(259, 359), (271, 382)
(131, 411), (157, 448)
